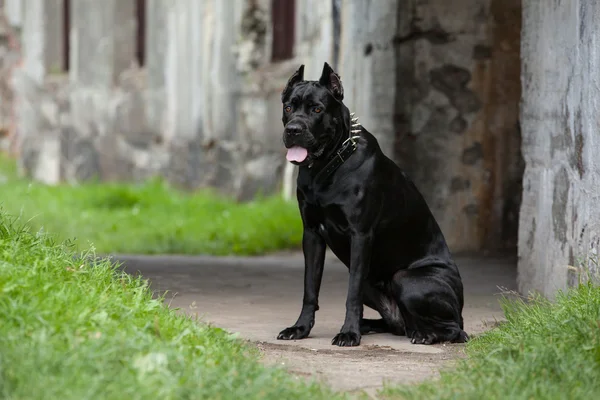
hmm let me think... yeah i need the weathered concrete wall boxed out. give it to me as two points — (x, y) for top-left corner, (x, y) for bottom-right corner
(9, 0), (527, 259)
(280, 0), (523, 255)
(518, 0), (600, 298)
(393, 0), (523, 253)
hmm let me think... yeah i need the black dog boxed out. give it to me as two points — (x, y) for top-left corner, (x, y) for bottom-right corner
(277, 62), (468, 347)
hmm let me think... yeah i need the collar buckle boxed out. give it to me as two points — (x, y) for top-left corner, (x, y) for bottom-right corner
(342, 135), (361, 150)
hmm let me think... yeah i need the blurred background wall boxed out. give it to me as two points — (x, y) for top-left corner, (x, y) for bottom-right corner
(1, 0), (599, 297)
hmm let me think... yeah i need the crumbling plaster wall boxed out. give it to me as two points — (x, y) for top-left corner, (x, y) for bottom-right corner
(393, 0), (523, 253)
(10, 0), (304, 200)
(281, 0), (523, 255)
(518, 0), (600, 298)
(10, 0), (528, 258)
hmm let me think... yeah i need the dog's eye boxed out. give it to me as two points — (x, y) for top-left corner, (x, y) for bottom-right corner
(284, 105), (292, 113)
(313, 107), (322, 113)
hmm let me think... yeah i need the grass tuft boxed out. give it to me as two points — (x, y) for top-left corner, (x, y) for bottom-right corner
(381, 283), (600, 400)
(0, 209), (344, 399)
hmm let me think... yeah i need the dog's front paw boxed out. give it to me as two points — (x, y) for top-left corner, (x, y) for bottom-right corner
(277, 325), (310, 340)
(331, 331), (361, 347)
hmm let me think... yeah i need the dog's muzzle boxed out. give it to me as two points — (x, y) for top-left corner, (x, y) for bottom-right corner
(283, 122), (311, 163)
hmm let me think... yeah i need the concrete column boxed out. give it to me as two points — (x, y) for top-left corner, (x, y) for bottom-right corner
(69, 0), (136, 87)
(162, 0), (207, 142)
(161, 0), (241, 149)
(518, 0), (600, 298)
(21, 0), (64, 81)
(145, 0), (167, 134)
(338, 0), (398, 159)
(208, 0), (241, 141)
(159, 0), (244, 190)
(13, 0), (65, 184)
(4, 0), (24, 29)
(65, 0), (136, 184)
(295, 0), (333, 78)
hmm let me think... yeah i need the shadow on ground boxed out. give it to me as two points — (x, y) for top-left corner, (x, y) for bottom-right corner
(115, 251), (517, 394)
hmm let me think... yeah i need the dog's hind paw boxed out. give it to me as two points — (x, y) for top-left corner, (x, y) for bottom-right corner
(410, 331), (438, 345)
(452, 330), (469, 343)
(331, 331), (361, 347)
(277, 325), (310, 340)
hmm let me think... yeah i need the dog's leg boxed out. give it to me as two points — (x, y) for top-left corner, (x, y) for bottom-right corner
(332, 233), (372, 347)
(277, 229), (326, 341)
(392, 266), (468, 345)
(362, 282), (406, 336)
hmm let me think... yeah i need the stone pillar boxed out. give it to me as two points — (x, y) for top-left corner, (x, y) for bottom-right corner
(65, 0), (137, 182)
(208, 0), (240, 141)
(518, 0), (600, 298)
(69, 0), (136, 87)
(157, 0), (243, 189)
(145, 0), (167, 133)
(162, 0), (206, 143)
(4, 0), (24, 29)
(295, 0), (333, 78)
(13, 0), (65, 183)
(338, 0), (398, 159)
(21, 0), (64, 81)
(160, 0), (240, 143)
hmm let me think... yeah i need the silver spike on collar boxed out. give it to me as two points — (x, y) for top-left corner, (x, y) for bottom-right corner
(349, 112), (362, 141)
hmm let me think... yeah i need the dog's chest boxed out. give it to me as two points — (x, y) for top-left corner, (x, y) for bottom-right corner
(299, 181), (352, 235)
(317, 205), (351, 239)
(316, 207), (352, 265)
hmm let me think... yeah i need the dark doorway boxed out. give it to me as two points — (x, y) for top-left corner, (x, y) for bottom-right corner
(63, 0), (70, 71)
(136, 0), (146, 66)
(271, 0), (295, 62)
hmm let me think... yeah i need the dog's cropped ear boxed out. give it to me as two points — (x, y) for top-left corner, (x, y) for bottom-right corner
(281, 65), (305, 102)
(319, 62), (344, 101)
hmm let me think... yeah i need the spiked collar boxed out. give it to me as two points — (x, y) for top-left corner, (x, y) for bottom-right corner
(313, 112), (361, 184)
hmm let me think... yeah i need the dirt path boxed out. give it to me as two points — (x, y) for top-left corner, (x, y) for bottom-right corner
(116, 252), (516, 394)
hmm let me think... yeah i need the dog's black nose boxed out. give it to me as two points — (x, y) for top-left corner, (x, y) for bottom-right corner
(285, 124), (302, 136)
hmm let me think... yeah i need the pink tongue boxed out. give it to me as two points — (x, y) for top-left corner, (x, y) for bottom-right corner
(286, 146), (308, 162)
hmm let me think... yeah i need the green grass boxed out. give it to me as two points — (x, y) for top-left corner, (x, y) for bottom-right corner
(381, 282), (600, 400)
(0, 211), (345, 400)
(0, 153), (302, 256)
